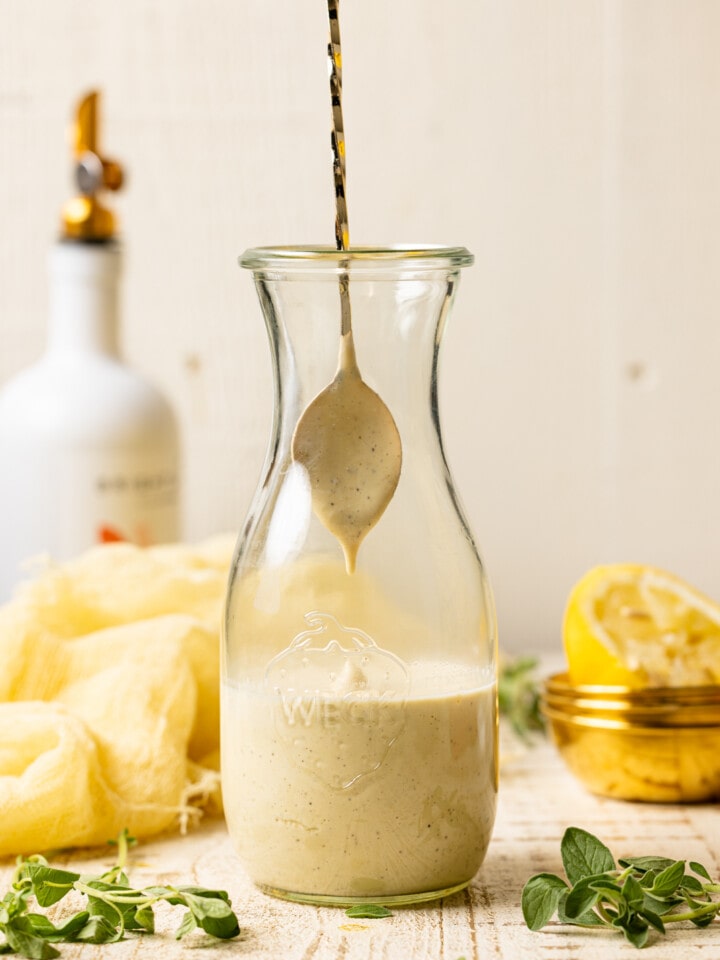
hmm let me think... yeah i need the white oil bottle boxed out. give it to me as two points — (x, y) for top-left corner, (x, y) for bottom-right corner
(0, 91), (180, 601)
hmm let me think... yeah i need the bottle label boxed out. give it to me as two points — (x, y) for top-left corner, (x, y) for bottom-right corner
(93, 465), (179, 544)
(0, 443), (180, 593)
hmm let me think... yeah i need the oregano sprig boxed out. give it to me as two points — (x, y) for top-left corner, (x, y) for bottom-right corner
(0, 829), (240, 958)
(522, 826), (720, 948)
(498, 656), (545, 740)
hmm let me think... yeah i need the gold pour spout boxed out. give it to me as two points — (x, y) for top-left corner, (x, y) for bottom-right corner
(61, 91), (124, 241)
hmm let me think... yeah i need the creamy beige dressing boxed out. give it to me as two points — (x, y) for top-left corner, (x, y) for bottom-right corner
(291, 334), (402, 573)
(223, 557), (497, 901)
(222, 665), (497, 899)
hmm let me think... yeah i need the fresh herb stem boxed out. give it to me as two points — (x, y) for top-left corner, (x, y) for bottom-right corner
(0, 830), (240, 958)
(522, 826), (720, 949)
(498, 656), (545, 740)
(662, 902), (720, 924)
(68, 880), (174, 938)
(72, 882), (156, 905)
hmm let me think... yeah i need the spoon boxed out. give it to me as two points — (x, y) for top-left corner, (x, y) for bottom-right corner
(291, 0), (402, 573)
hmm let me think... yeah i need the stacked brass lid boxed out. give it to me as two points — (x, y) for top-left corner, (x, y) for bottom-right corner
(543, 673), (720, 803)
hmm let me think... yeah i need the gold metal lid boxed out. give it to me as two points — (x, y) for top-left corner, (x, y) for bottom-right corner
(61, 91), (124, 241)
(543, 672), (720, 728)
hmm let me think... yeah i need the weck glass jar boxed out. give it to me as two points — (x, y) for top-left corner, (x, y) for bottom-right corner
(222, 246), (498, 906)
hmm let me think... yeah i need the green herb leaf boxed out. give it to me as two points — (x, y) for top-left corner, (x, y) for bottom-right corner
(523, 829), (720, 949)
(19, 917), (57, 938)
(85, 891), (134, 931)
(133, 906), (155, 934)
(590, 878), (623, 898)
(690, 862), (712, 882)
(75, 916), (122, 944)
(81, 876), (154, 933)
(521, 874), (568, 930)
(22, 866), (80, 908)
(0, 829), (241, 956)
(681, 875), (706, 898)
(642, 891), (681, 916)
(690, 910), (717, 929)
(182, 893), (240, 939)
(638, 869), (658, 889)
(498, 656), (545, 740)
(649, 861), (686, 899)
(638, 908), (665, 934)
(557, 891), (605, 927)
(19, 913), (90, 944)
(622, 875), (645, 911)
(561, 828), (615, 886)
(85, 895), (121, 926)
(563, 875), (605, 919)
(619, 856), (676, 874)
(47, 913), (91, 942)
(175, 911), (197, 940)
(344, 904), (393, 919)
(4, 920), (60, 960)
(618, 914), (650, 949)
(175, 885), (232, 905)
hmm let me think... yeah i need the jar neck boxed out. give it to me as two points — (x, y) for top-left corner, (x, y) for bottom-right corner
(254, 267), (462, 466)
(238, 252), (487, 632)
(46, 240), (121, 358)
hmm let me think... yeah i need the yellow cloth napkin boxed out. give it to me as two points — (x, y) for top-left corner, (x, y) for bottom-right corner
(0, 536), (234, 857)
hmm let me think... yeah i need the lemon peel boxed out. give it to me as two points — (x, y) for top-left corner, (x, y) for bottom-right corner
(563, 564), (720, 688)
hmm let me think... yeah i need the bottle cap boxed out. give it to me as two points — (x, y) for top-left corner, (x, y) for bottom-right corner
(61, 91), (124, 241)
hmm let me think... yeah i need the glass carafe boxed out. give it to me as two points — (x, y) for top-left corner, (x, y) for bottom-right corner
(222, 246), (498, 906)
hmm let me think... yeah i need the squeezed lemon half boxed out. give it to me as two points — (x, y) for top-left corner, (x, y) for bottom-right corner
(563, 564), (720, 688)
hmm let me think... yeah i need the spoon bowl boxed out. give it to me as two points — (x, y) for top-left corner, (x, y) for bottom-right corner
(292, 338), (402, 573)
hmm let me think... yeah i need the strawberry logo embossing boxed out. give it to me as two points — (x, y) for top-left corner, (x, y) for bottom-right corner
(265, 612), (409, 789)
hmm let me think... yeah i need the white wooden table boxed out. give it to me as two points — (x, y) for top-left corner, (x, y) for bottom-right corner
(1, 731), (718, 959)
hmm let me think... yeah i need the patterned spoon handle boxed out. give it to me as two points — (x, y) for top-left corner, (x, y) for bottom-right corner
(327, 0), (352, 338)
(328, 0), (349, 251)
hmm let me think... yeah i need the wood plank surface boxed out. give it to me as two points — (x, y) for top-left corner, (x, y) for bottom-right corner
(1, 732), (718, 958)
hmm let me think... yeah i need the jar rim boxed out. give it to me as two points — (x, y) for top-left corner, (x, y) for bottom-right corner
(239, 244), (474, 270)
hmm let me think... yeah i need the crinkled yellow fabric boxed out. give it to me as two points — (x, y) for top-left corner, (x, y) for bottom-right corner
(0, 536), (235, 856)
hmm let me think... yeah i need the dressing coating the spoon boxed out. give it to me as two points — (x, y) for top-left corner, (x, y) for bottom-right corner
(292, 333), (402, 573)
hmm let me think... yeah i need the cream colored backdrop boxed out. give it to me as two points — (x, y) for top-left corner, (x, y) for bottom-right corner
(1, 1), (720, 651)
